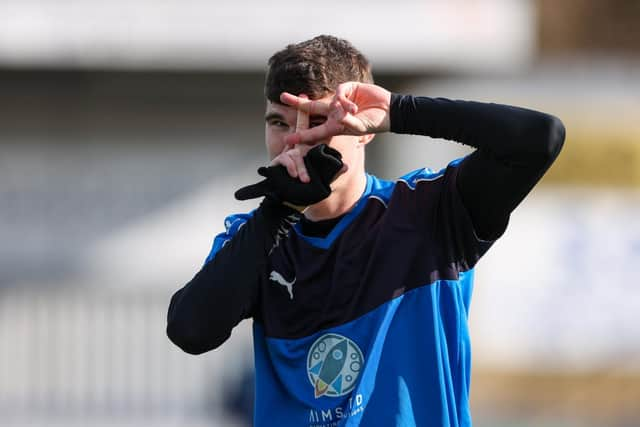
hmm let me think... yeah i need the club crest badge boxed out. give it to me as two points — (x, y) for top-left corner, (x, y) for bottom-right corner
(307, 333), (364, 398)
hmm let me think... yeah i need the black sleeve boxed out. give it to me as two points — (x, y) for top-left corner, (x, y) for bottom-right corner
(390, 94), (565, 240)
(166, 198), (299, 354)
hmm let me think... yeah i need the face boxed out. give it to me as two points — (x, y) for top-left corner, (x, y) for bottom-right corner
(264, 94), (365, 176)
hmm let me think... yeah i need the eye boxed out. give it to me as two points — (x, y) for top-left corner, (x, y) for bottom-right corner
(310, 117), (327, 128)
(269, 120), (289, 129)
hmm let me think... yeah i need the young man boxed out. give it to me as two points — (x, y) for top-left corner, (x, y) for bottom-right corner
(167, 35), (565, 426)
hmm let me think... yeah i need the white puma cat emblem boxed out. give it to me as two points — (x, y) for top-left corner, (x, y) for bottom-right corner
(269, 270), (296, 300)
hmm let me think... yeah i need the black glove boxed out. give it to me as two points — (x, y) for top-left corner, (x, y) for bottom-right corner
(234, 144), (344, 206)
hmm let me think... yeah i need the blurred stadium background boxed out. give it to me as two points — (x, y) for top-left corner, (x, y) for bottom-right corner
(1, 0), (639, 426)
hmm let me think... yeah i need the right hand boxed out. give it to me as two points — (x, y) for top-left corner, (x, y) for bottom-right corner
(280, 82), (392, 146)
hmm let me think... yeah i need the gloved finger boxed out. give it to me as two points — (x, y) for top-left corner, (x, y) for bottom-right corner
(313, 144), (342, 162)
(304, 144), (344, 184)
(234, 179), (271, 201)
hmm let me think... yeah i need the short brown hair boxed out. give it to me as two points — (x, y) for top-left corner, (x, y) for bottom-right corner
(265, 35), (373, 103)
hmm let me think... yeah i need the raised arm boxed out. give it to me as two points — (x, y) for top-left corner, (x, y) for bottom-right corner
(281, 83), (565, 241)
(166, 199), (299, 354)
(390, 95), (565, 240)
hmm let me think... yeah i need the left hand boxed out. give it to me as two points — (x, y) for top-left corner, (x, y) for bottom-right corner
(280, 82), (391, 145)
(234, 144), (344, 209)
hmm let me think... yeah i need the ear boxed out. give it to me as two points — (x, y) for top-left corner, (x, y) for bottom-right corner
(358, 134), (375, 146)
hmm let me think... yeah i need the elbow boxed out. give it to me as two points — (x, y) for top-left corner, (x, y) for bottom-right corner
(166, 320), (208, 355)
(543, 114), (566, 161)
(166, 319), (229, 355)
(523, 113), (566, 164)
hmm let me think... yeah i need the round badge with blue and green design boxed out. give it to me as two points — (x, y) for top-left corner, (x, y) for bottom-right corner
(307, 333), (364, 398)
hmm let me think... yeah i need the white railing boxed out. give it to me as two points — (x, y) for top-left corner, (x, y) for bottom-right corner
(0, 286), (253, 424)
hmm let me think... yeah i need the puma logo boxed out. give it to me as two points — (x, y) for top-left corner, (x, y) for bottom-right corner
(269, 270), (296, 300)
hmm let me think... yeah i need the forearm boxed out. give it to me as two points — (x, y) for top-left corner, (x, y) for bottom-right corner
(166, 198), (299, 354)
(390, 94), (564, 159)
(390, 94), (565, 239)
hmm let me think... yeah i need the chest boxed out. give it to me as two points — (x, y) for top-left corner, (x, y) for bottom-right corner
(257, 211), (433, 339)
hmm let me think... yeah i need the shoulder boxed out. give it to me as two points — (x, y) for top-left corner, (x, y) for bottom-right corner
(396, 157), (464, 190)
(382, 157), (467, 205)
(223, 211), (254, 235)
(361, 158), (466, 211)
(204, 210), (254, 264)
